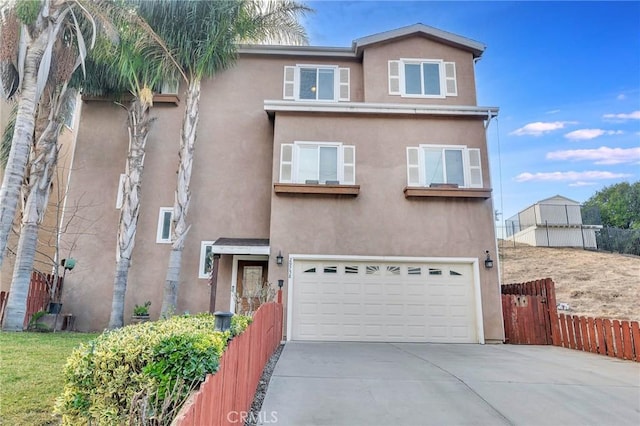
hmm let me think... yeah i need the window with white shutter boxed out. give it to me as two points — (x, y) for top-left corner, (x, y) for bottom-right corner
(406, 145), (483, 188)
(342, 145), (355, 184)
(279, 142), (356, 184)
(388, 60), (401, 95)
(282, 65), (350, 102)
(467, 148), (483, 187)
(283, 66), (295, 100)
(339, 68), (350, 101)
(444, 62), (457, 96)
(280, 144), (294, 183)
(406, 147), (421, 186)
(389, 59), (457, 99)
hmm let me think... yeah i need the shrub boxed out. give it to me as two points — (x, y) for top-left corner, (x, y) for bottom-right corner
(230, 314), (253, 337)
(54, 313), (252, 425)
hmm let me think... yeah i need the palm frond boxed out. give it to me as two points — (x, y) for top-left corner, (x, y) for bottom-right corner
(238, 0), (311, 46)
(134, 0), (310, 81)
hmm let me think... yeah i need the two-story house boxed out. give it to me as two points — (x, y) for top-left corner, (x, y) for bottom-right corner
(60, 24), (504, 343)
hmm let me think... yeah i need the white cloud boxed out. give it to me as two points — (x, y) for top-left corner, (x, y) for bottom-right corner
(546, 109), (561, 115)
(515, 171), (632, 182)
(617, 94), (626, 100)
(546, 146), (640, 165)
(564, 129), (624, 141)
(603, 110), (640, 120)
(510, 121), (576, 136)
(569, 181), (597, 187)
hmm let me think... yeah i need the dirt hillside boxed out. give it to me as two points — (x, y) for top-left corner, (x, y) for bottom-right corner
(498, 242), (640, 321)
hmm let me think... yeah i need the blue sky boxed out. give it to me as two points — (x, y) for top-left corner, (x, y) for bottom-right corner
(302, 1), (640, 224)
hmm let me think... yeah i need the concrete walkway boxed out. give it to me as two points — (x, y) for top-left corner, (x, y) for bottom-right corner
(258, 342), (640, 426)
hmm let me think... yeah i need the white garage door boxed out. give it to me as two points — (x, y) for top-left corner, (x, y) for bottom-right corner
(290, 260), (479, 343)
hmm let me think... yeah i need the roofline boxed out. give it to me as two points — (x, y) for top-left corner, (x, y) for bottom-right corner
(238, 44), (356, 59)
(264, 100), (498, 119)
(238, 23), (486, 59)
(353, 23), (486, 58)
(536, 195), (582, 205)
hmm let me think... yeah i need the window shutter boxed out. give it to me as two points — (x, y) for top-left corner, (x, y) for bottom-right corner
(283, 66), (295, 100)
(388, 60), (401, 95)
(338, 68), (350, 101)
(406, 147), (420, 186)
(280, 144), (293, 182)
(444, 62), (457, 96)
(467, 148), (483, 188)
(342, 145), (355, 184)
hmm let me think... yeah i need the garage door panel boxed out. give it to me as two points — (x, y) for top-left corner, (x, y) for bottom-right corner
(292, 260), (478, 343)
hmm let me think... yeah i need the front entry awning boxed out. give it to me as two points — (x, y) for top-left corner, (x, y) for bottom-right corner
(211, 238), (270, 255)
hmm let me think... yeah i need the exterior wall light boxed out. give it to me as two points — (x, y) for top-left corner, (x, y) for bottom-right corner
(276, 251), (284, 266)
(484, 250), (494, 269)
(278, 279), (284, 289)
(214, 311), (233, 331)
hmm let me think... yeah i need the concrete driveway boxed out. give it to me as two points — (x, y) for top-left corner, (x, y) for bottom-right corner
(258, 342), (640, 426)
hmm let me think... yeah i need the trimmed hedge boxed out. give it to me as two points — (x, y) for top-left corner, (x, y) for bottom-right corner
(54, 313), (251, 425)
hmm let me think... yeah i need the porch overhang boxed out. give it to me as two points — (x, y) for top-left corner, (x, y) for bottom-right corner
(211, 238), (270, 255)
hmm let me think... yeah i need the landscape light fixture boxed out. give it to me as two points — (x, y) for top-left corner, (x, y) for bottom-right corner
(484, 251), (494, 269)
(276, 251), (284, 266)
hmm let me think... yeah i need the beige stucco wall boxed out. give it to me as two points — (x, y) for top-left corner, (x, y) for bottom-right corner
(362, 37), (478, 105)
(61, 56), (283, 329)
(267, 113), (503, 342)
(58, 33), (502, 340)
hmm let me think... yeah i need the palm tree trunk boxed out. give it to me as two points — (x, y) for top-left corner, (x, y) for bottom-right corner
(107, 98), (151, 329)
(2, 222), (38, 330)
(0, 33), (48, 268)
(2, 93), (64, 331)
(160, 79), (200, 316)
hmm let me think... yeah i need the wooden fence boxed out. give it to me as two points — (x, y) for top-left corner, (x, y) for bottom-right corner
(0, 271), (62, 329)
(0, 291), (7, 324)
(23, 271), (62, 328)
(502, 278), (639, 362)
(174, 301), (283, 425)
(501, 278), (559, 345)
(557, 313), (640, 362)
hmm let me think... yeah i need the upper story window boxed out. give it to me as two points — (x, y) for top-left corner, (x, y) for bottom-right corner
(160, 79), (179, 95)
(406, 145), (482, 188)
(389, 59), (457, 98)
(279, 142), (355, 185)
(283, 65), (350, 102)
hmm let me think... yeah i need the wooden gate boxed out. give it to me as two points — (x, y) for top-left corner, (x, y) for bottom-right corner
(501, 278), (560, 345)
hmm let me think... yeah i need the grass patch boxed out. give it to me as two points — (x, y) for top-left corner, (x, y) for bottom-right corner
(0, 331), (99, 425)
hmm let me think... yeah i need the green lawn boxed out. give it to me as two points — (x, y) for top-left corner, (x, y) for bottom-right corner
(0, 331), (99, 425)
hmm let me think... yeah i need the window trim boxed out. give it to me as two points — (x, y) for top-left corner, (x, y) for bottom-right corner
(389, 58), (457, 98)
(407, 144), (483, 189)
(279, 141), (356, 185)
(284, 64), (350, 102)
(156, 207), (173, 244)
(160, 79), (179, 95)
(199, 241), (216, 279)
(402, 58), (445, 98)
